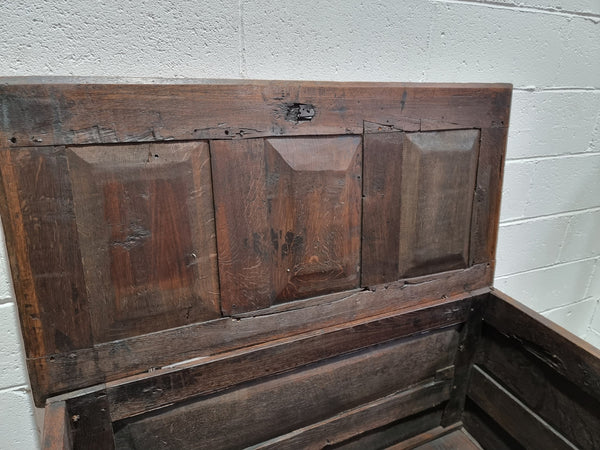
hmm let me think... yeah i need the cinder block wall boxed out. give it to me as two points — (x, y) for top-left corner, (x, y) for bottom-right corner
(1, 1), (598, 447)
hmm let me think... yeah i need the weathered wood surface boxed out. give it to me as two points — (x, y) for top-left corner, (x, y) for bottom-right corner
(250, 378), (451, 450)
(0, 81), (512, 147)
(485, 290), (600, 401)
(113, 329), (458, 449)
(410, 428), (480, 450)
(462, 400), (523, 450)
(66, 389), (114, 450)
(212, 136), (362, 314)
(42, 401), (72, 450)
(362, 130), (480, 284)
(107, 296), (469, 420)
(467, 365), (577, 450)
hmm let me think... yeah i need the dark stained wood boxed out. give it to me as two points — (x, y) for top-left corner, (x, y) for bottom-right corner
(470, 127), (509, 265)
(467, 365), (577, 450)
(30, 284), (490, 405)
(462, 400), (524, 450)
(251, 378), (452, 450)
(476, 325), (600, 449)
(66, 141), (220, 342)
(42, 401), (72, 450)
(441, 294), (486, 426)
(0, 81), (512, 148)
(334, 409), (446, 450)
(113, 329), (458, 449)
(410, 428), (480, 450)
(485, 290), (600, 401)
(211, 136), (362, 314)
(107, 298), (468, 420)
(362, 130), (480, 285)
(66, 389), (114, 450)
(0, 147), (92, 356)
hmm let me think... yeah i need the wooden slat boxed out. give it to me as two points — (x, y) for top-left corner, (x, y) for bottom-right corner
(66, 390), (114, 450)
(0, 81), (512, 147)
(211, 136), (362, 314)
(410, 428), (481, 450)
(29, 281), (490, 405)
(467, 365), (577, 450)
(476, 325), (600, 449)
(485, 290), (600, 400)
(113, 329), (458, 449)
(42, 401), (72, 450)
(107, 297), (469, 420)
(462, 400), (523, 450)
(470, 127), (509, 265)
(250, 379), (452, 450)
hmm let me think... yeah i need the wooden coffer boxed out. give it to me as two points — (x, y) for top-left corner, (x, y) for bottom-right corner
(1, 80), (599, 449)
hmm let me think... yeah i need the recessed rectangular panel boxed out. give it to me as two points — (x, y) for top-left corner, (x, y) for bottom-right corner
(212, 136), (362, 315)
(67, 142), (220, 342)
(362, 129), (479, 284)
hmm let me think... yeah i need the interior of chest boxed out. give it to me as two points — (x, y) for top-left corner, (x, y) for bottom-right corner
(1, 80), (598, 450)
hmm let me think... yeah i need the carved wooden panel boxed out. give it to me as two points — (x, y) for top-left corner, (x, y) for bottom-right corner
(66, 142), (220, 342)
(211, 136), (362, 314)
(362, 129), (480, 285)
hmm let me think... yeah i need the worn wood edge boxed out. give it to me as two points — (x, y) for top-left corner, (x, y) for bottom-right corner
(486, 288), (600, 399)
(386, 422), (464, 450)
(0, 82), (512, 148)
(28, 269), (492, 405)
(467, 365), (577, 450)
(475, 324), (600, 449)
(248, 378), (452, 450)
(462, 400), (522, 450)
(106, 297), (470, 421)
(42, 401), (72, 450)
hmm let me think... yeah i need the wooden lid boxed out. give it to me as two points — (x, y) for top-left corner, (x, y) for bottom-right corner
(0, 79), (511, 404)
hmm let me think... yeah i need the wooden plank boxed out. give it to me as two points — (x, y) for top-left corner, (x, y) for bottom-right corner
(336, 409), (446, 450)
(0, 81), (512, 147)
(0, 147), (92, 356)
(211, 136), (362, 314)
(42, 401), (72, 450)
(410, 428), (481, 450)
(462, 400), (524, 450)
(476, 325), (600, 450)
(485, 290), (600, 400)
(28, 277), (491, 405)
(467, 365), (577, 450)
(112, 329), (458, 449)
(441, 294), (486, 425)
(107, 298), (468, 420)
(66, 141), (220, 342)
(250, 378), (452, 450)
(66, 390), (114, 450)
(470, 127), (509, 265)
(30, 282), (489, 405)
(362, 130), (480, 284)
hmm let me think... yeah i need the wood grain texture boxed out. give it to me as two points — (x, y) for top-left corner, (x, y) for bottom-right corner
(411, 428), (481, 450)
(0, 147), (92, 356)
(113, 329), (458, 449)
(462, 400), (524, 450)
(42, 401), (72, 450)
(0, 81), (512, 147)
(467, 366), (576, 450)
(66, 390), (114, 450)
(485, 290), (600, 401)
(212, 136), (362, 314)
(67, 141), (220, 342)
(362, 130), (480, 285)
(476, 325), (600, 449)
(107, 297), (469, 420)
(250, 379), (452, 450)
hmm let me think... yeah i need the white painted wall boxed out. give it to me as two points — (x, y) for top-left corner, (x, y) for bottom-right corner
(0, 1), (599, 448)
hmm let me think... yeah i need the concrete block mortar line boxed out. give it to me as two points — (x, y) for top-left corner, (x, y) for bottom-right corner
(499, 206), (600, 226)
(505, 151), (600, 163)
(494, 255), (599, 279)
(432, 0), (600, 22)
(555, 214), (574, 263)
(0, 384), (30, 395)
(514, 86), (600, 92)
(584, 257), (600, 298)
(586, 297), (600, 335)
(0, 296), (15, 305)
(538, 295), (596, 315)
(238, 0), (247, 79)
